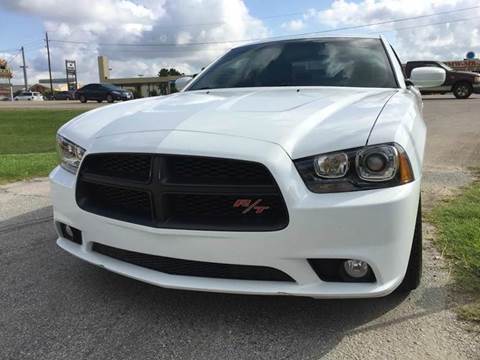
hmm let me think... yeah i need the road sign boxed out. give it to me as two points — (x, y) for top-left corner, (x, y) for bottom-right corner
(65, 60), (78, 91)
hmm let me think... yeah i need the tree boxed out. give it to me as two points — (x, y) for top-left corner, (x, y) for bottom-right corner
(158, 68), (183, 77)
(158, 68), (169, 77)
(168, 68), (182, 76)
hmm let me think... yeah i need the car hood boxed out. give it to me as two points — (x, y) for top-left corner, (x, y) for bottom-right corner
(61, 87), (397, 159)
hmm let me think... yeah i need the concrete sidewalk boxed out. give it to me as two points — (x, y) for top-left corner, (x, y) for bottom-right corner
(0, 178), (51, 221)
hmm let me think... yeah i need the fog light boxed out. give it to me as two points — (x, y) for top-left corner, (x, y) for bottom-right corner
(58, 222), (82, 245)
(64, 225), (74, 238)
(343, 259), (369, 278)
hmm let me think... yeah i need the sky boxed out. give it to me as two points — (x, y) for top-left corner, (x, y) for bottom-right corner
(0, 0), (479, 86)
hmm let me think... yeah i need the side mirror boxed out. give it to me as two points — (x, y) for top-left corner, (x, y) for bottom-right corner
(409, 67), (446, 88)
(174, 76), (193, 92)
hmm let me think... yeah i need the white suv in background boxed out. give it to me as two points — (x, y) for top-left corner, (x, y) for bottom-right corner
(14, 91), (44, 101)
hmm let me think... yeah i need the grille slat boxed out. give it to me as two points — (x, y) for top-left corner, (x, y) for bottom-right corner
(93, 243), (294, 282)
(76, 154), (288, 231)
(81, 154), (152, 182)
(166, 155), (275, 185)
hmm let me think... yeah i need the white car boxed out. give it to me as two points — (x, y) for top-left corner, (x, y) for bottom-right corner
(14, 91), (44, 101)
(50, 36), (446, 298)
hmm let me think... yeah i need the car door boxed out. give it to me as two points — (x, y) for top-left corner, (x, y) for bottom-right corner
(78, 85), (91, 100)
(97, 85), (109, 100)
(86, 84), (99, 100)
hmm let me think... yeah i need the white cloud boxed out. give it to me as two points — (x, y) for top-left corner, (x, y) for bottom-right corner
(313, 0), (480, 61)
(1, 0), (269, 85)
(281, 19), (305, 31)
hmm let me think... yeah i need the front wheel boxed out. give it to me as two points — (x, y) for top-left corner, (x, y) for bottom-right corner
(79, 95), (87, 103)
(453, 82), (472, 99)
(106, 94), (114, 103)
(397, 198), (422, 292)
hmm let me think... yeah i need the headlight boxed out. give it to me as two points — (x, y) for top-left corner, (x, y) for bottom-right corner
(474, 76), (480, 84)
(294, 143), (414, 193)
(56, 135), (85, 174)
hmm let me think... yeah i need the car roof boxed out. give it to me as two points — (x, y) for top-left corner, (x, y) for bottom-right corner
(230, 35), (383, 50)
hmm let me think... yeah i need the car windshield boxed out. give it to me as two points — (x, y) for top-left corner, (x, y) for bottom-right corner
(188, 38), (398, 90)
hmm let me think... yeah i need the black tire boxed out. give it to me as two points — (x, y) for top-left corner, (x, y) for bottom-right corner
(398, 198), (422, 292)
(97, 100), (103, 103)
(453, 82), (472, 99)
(106, 94), (114, 103)
(79, 95), (87, 103)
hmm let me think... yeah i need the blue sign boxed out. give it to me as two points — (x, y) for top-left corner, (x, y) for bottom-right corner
(466, 51), (475, 59)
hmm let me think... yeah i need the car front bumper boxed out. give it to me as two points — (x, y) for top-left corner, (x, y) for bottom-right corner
(50, 132), (420, 298)
(112, 92), (133, 100)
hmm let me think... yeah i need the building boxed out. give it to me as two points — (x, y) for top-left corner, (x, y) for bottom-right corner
(98, 56), (182, 97)
(0, 58), (13, 99)
(444, 59), (480, 73)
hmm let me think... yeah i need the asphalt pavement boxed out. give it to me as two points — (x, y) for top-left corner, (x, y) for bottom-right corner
(1, 94), (479, 359)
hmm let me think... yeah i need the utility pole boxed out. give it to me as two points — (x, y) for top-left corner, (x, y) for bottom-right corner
(45, 32), (54, 97)
(20, 46), (28, 90)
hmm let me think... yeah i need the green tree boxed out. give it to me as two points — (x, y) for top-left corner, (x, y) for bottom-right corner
(158, 68), (169, 77)
(158, 68), (183, 77)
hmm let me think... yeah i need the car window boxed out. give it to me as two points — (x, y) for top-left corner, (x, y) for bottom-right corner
(24, 92), (32, 96)
(103, 84), (122, 91)
(189, 38), (398, 90)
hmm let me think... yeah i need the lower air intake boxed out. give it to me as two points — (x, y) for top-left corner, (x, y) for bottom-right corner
(93, 243), (295, 282)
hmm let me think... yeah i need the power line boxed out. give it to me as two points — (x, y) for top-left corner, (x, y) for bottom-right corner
(49, 15), (480, 53)
(49, 5), (480, 48)
(4, 50), (21, 64)
(367, 15), (480, 34)
(51, 42), (227, 53)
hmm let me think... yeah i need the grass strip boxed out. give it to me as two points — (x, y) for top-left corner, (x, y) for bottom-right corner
(429, 180), (480, 322)
(0, 152), (58, 184)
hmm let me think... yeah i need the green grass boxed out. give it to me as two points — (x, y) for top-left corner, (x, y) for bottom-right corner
(429, 180), (480, 322)
(0, 109), (86, 183)
(0, 152), (59, 184)
(0, 109), (85, 154)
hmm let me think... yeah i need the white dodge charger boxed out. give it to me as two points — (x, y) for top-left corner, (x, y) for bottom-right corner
(50, 36), (446, 298)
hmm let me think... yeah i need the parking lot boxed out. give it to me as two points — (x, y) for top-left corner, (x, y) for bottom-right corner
(1, 95), (479, 359)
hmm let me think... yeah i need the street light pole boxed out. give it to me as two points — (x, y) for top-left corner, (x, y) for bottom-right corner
(45, 32), (54, 97)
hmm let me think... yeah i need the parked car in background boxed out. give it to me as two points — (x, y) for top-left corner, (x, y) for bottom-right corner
(53, 90), (76, 100)
(405, 61), (480, 99)
(75, 83), (133, 103)
(13, 91), (44, 101)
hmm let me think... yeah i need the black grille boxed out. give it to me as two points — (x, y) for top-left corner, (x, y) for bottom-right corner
(166, 155), (274, 185)
(81, 153), (152, 182)
(76, 154), (288, 231)
(93, 243), (294, 282)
